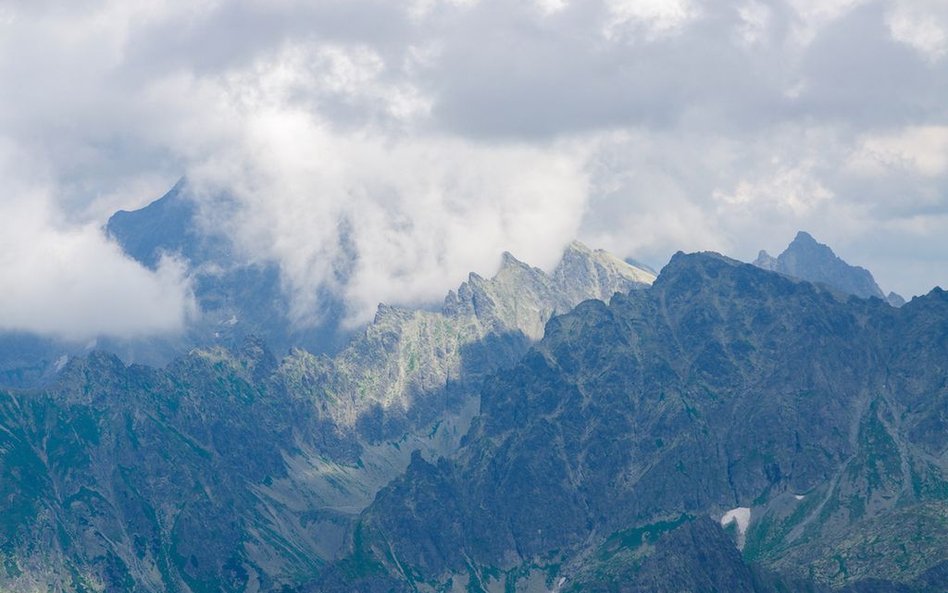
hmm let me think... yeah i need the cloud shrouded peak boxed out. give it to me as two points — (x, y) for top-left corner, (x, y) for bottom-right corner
(0, 144), (195, 340)
(0, 0), (946, 338)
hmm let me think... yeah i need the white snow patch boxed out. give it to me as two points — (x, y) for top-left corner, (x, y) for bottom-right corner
(794, 494), (805, 500)
(53, 354), (69, 372)
(720, 506), (751, 549)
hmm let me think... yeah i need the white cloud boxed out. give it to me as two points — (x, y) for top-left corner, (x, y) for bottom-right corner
(181, 77), (589, 325)
(409, 0), (481, 22)
(736, 1), (772, 47)
(533, 0), (569, 16)
(886, 1), (948, 62)
(848, 126), (948, 177)
(0, 144), (195, 340)
(575, 123), (942, 296)
(712, 162), (834, 215)
(604, 0), (700, 40)
(786, 0), (868, 46)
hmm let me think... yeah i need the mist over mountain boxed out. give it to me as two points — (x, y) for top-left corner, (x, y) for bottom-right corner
(105, 180), (351, 356)
(0, 181), (344, 389)
(0, 177), (631, 389)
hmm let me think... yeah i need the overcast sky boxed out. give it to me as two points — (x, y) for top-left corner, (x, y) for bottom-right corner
(1, 0), (947, 339)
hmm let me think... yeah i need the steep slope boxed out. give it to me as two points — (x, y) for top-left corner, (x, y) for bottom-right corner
(105, 179), (205, 269)
(252, 243), (654, 547)
(340, 252), (946, 592)
(754, 231), (889, 301)
(0, 243), (654, 593)
(0, 344), (325, 593)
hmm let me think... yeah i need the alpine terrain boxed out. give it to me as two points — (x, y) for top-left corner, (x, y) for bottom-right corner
(0, 190), (943, 593)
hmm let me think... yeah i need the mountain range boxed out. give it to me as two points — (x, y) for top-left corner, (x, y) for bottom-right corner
(0, 183), (943, 593)
(329, 251), (946, 593)
(0, 209), (654, 592)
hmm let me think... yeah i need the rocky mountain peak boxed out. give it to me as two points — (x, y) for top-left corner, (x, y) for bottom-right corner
(753, 249), (778, 271)
(887, 291), (907, 307)
(498, 250), (529, 271)
(558, 240), (656, 283)
(551, 240), (656, 304)
(753, 231), (886, 300)
(105, 178), (199, 270)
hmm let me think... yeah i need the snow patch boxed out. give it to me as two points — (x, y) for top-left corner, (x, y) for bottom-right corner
(53, 354), (69, 372)
(720, 506), (751, 549)
(794, 494), (805, 500)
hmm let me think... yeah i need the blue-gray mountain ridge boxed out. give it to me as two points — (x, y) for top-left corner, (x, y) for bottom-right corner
(754, 231), (905, 306)
(0, 183), (943, 592)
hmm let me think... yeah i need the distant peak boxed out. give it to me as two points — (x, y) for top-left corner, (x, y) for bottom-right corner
(792, 230), (817, 244)
(753, 231), (885, 300)
(555, 241), (657, 285)
(753, 250), (778, 271)
(498, 251), (529, 271)
(565, 240), (593, 254)
(886, 291), (906, 308)
(785, 231), (835, 258)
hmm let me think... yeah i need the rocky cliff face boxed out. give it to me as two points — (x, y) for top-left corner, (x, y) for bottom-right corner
(0, 242), (653, 593)
(339, 252), (946, 593)
(278, 241), (653, 439)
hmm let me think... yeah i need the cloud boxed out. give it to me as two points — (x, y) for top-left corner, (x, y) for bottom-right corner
(577, 121), (948, 297)
(603, 0), (700, 40)
(848, 126), (948, 177)
(0, 143), (195, 341)
(886, 0), (948, 61)
(0, 0), (947, 340)
(176, 53), (590, 324)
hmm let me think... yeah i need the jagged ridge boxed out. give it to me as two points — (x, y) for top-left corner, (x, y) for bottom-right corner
(339, 252), (947, 593)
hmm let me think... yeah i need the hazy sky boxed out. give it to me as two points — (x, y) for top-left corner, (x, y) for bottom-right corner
(1, 0), (947, 338)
